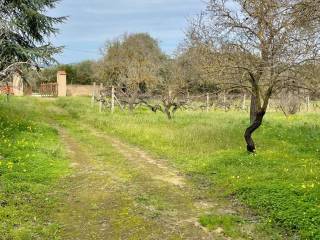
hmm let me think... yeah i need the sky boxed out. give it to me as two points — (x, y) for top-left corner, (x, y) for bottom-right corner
(49, 0), (205, 64)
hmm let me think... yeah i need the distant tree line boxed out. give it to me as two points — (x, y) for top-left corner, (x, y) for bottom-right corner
(33, 60), (99, 85)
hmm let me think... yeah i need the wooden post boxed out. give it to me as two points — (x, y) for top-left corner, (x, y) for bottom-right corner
(206, 93), (210, 112)
(99, 83), (103, 113)
(242, 93), (246, 110)
(306, 96), (310, 112)
(169, 89), (172, 99)
(91, 82), (96, 107)
(187, 90), (190, 103)
(5, 81), (9, 102)
(223, 91), (227, 112)
(111, 85), (115, 114)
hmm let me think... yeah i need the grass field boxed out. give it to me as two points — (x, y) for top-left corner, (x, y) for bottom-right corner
(1, 97), (319, 239)
(0, 98), (68, 240)
(55, 97), (320, 239)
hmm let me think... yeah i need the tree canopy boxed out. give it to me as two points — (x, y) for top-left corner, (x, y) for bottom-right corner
(0, 0), (66, 79)
(98, 33), (165, 110)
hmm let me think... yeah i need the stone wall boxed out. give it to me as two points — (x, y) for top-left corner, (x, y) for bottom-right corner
(67, 84), (94, 96)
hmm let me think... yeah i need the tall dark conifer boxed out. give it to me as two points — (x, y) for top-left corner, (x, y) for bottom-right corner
(0, 0), (66, 76)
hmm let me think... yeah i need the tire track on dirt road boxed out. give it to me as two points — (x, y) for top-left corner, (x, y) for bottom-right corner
(54, 126), (224, 240)
(40, 100), (280, 240)
(79, 124), (263, 240)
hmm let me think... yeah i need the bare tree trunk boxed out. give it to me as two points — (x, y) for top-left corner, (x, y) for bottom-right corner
(223, 91), (227, 112)
(244, 110), (265, 152)
(164, 106), (172, 120)
(128, 94), (137, 112)
(250, 94), (258, 124)
(128, 90), (141, 112)
(128, 101), (134, 112)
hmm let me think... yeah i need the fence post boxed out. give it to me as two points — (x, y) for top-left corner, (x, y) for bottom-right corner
(242, 93), (246, 110)
(91, 82), (96, 107)
(306, 95), (310, 112)
(99, 83), (103, 113)
(169, 89), (172, 99)
(206, 93), (210, 112)
(111, 85), (115, 114)
(223, 91), (227, 112)
(5, 81), (9, 102)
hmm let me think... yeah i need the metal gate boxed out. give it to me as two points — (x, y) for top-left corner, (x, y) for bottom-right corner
(39, 83), (58, 97)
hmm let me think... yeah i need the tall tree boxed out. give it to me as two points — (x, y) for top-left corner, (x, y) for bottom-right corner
(100, 33), (165, 111)
(0, 0), (65, 80)
(74, 61), (96, 85)
(188, 0), (320, 152)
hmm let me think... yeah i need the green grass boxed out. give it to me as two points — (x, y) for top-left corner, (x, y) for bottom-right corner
(1, 96), (319, 239)
(199, 214), (243, 237)
(55, 97), (320, 240)
(0, 98), (68, 240)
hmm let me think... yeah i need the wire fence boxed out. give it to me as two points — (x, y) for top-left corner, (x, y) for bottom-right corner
(90, 84), (319, 115)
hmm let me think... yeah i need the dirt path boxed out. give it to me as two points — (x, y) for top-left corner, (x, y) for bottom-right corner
(52, 120), (266, 240)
